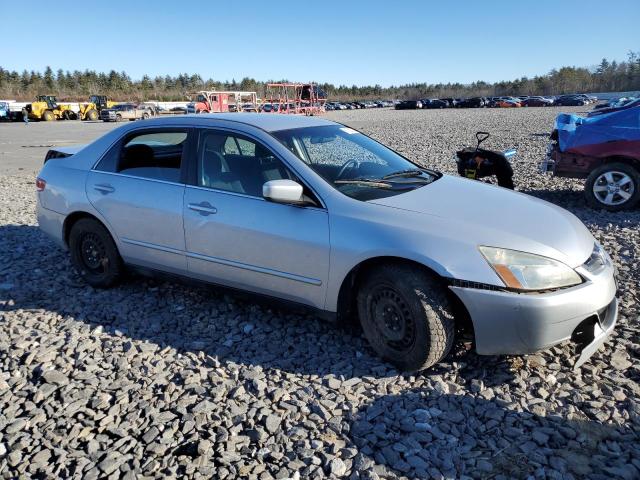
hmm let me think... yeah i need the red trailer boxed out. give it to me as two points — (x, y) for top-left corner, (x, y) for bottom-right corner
(263, 83), (327, 115)
(186, 91), (258, 114)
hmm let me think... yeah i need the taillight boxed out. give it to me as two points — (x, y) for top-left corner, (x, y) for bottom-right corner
(36, 178), (46, 192)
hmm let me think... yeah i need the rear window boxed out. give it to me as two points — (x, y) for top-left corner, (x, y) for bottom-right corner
(44, 149), (72, 163)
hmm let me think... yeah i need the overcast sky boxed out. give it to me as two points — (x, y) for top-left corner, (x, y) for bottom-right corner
(2, 0), (638, 86)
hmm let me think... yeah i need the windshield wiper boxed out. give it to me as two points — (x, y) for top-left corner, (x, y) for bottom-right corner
(334, 178), (392, 188)
(382, 169), (427, 180)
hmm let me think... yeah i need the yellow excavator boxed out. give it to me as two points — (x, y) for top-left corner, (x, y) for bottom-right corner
(78, 95), (118, 121)
(26, 95), (76, 121)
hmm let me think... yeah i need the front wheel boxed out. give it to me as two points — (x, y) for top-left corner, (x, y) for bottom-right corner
(115, 114), (122, 122)
(69, 218), (124, 288)
(357, 264), (455, 371)
(585, 162), (640, 211)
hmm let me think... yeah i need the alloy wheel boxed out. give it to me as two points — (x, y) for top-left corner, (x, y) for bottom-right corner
(592, 171), (635, 206)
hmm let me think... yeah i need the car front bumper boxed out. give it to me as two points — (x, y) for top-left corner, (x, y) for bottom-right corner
(451, 263), (618, 368)
(539, 143), (556, 174)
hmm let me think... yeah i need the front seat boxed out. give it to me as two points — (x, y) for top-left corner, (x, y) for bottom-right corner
(200, 136), (244, 193)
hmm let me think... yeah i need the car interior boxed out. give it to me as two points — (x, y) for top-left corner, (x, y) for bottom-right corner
(199, 133), (293, 197)
(117, 140), (184, 183)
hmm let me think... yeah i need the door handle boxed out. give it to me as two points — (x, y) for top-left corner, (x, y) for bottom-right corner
(94, 184), (115, 194)
(188, 202), (217, 215)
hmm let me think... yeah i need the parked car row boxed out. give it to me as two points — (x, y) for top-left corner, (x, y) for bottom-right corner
(392, 94), (599, 110)
(590, 96), (638, 115)
(326, 100), (394, 111)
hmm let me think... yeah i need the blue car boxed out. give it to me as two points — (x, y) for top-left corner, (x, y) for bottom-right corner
(0, 101), (10, 121)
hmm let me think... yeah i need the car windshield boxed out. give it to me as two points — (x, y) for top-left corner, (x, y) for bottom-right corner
(273, 125), (438, 200)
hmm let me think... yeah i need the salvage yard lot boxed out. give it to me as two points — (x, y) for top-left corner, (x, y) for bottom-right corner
(0, 108), (638, 479)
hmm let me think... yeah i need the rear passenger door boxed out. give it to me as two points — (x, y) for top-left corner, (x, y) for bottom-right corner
(86, 128), (192, 274)
(183, 128), (330, 309)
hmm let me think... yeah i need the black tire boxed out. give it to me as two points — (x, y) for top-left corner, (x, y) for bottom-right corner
(357, 264), (455, 371)
(115, 114), (122, 122)
(87, 109), (98, 121)
(69, 218), (123, 288)
(142, 113), (149, 120)
(43, 110), (55, 121)
(584, 162), (640, 211)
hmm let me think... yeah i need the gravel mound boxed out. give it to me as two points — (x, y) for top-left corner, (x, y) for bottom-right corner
(0, 108), (638, 479)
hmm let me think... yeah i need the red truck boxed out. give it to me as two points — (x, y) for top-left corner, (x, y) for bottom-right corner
(186, 91), (258, 114)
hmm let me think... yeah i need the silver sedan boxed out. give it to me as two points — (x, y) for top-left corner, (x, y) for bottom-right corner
(36, 114), (618, 371)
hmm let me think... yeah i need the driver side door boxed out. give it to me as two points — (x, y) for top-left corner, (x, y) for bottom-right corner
(183, 128), (330, 309)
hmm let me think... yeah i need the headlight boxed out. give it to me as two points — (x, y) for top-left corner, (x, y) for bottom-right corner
(479, 246), (582, 291)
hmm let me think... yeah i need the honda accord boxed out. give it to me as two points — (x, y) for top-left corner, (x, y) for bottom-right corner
(36, 114), (618, 371)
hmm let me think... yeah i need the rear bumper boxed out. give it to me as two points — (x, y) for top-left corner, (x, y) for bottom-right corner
(36, 201), (66, 249)
(451, 263), (618, 367)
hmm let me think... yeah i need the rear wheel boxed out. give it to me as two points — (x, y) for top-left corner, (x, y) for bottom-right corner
(69, 218), (123, 288)
(585, 162), (640, 211)
(43, 110), (55, 121)
(115, 114), (122, 122)
(357, 264), (455, 371)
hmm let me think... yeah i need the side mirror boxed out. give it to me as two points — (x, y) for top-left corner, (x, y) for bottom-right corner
(263, 179), (305, 205)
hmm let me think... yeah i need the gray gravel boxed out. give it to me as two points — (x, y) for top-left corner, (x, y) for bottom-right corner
(0, 108), (638, 479)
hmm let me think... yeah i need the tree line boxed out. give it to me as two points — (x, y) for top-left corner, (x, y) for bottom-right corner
(0, 51), (638, 103)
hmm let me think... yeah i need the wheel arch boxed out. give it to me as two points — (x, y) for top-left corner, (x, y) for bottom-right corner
(335, 256), (473, 335)
(601, 156), (640, 171)
(63, 211), (115, 247)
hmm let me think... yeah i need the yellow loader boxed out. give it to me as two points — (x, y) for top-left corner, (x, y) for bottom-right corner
(26, 95), (75, 121)
(78, 95), (118, 121)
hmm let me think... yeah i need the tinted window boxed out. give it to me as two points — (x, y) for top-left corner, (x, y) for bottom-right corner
(95, 130), (187, 182)
(197, 131), (293, 197)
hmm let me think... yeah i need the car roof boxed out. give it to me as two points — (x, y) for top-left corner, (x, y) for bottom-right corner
(133, 113), (337, 132)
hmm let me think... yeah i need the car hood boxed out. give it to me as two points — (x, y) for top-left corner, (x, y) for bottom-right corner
(368, 175), (594, 267)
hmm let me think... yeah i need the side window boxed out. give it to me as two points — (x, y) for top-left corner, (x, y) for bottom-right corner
(96, 131), (187, 183)
(198, 131), (293, 197)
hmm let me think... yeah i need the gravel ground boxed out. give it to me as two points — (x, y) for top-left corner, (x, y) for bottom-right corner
(0, 108), (638, 479)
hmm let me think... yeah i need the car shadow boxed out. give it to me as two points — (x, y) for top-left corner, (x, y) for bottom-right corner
(346, 389), (639, 479)
(0, 224), (501, 381)
(521, 187), (589, 211)
(523, 187), (640, 218)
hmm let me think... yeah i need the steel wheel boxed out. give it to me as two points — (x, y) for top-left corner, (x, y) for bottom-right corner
(357, 264), (455, 371)
(592, 170), (635, 206)
(368, 285), (416, 352)
(79, 232), (109, 274)
(69, 218), (123, 288)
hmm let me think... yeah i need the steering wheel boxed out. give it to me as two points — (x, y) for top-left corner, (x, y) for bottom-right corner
(336, 159), (361, 180)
